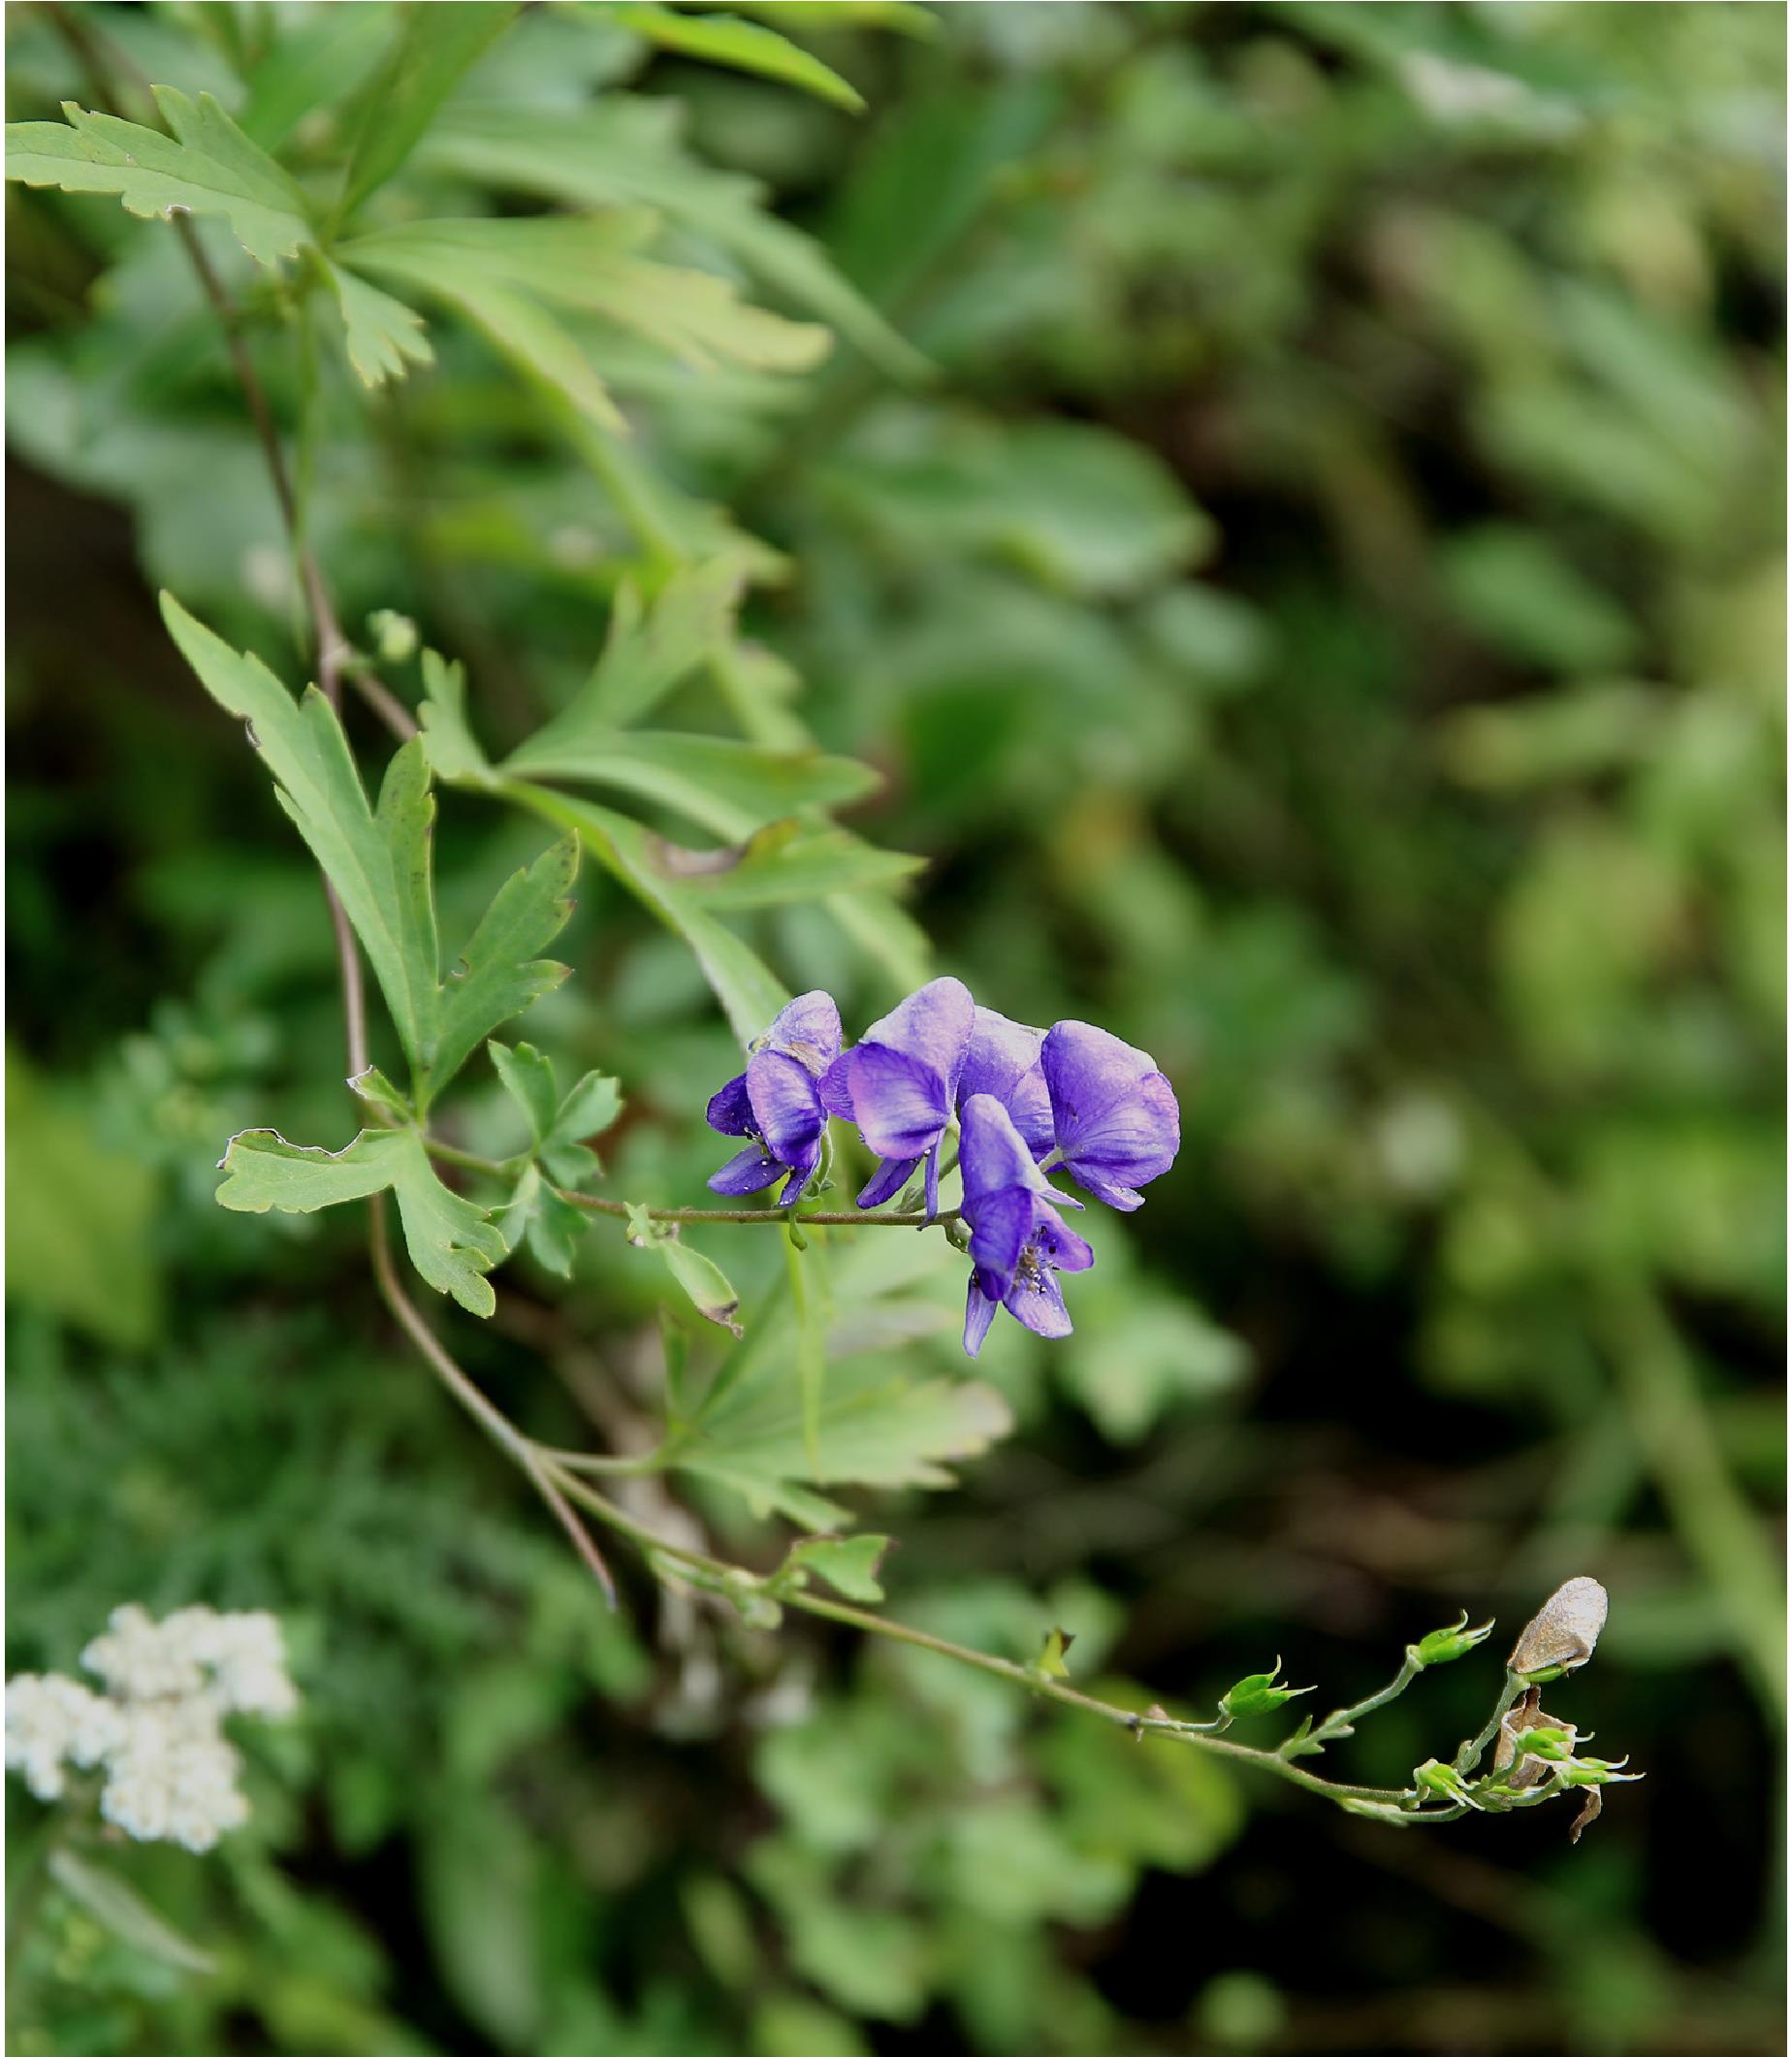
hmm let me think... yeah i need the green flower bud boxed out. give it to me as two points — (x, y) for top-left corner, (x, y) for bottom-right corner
(1220, 1658), (1314, 1720)
(1412, 1757), (1478, 1807)
(368, 609), (418, 663)
(1413, 1611), (1495, 1668)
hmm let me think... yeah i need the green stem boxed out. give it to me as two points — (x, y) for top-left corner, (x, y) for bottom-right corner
(368, 1199), (617, 1605)
(1454, 1670), (1527, 1777)
(1297, 1648), (1423, 1752)
(538, 1458), (1454, 1816)
(417, 1137), (962, 1230)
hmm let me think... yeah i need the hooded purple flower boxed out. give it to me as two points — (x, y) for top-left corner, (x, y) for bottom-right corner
(958, 1093), (1092, 1357)
(707, 990), (842, 1205)
(1040, 1021), (1179, 1212)
(819, 977), (974, 1217)
(955, 1006), (1054, 1161)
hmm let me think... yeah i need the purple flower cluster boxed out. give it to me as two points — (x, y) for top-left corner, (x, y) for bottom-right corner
(705, 978), (1180, 1356)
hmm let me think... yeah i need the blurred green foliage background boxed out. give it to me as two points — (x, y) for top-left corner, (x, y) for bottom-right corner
(6, 3), (1785, 2052)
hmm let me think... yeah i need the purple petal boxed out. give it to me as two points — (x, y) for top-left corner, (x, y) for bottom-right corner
(962, 1277), (1000, 1358)
(860, 978), (976, 1097)
(1064, 1167), (1144, 1211)
(857, 1154), (920, 1208)
(958, 1008), (1045, 1109)
(959, 1008), (1054, 1159)
(959, 1094), (1041, 1209)
(816, 1052), (857, 1121)
(746, 1049), (823, 1161)
(708, 1142), (782, 1196)
(1041, 1023), (1178, 1205)
(1004, 1061), (1056, 1161)
(706, 1072), (755, 1138)
(923, 1141), (942, 1223)
(1034, 1210), (1094, 1273)
(1005, 1264), (1072, 1339)
(967, 1186), (1033, 1293)
(1041, 1021), (1158, 1139)
(777, 1140), (821, 1206)
(1060, 1074), (1179, 1209)
(768, 990), (842, 1074)
(844, 1044), (950, 1160)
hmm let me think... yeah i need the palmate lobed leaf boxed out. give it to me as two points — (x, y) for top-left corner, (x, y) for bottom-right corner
(6, 88), (311, 267)
(520, 558), (745, 739)
(163, 597), (576, 1105)
(322, 258), (434, 389)
(336, 213), (827, 430)
(419, 102), (928, 383)
(339, 216), (830, 373)
(673, 1232), (1001, 1529)
(516, 783), (790, 1045)
(509, 727), (880, 841)
(216, 1127), (508, 1317)
(429, 837), (578, 1104)
(161, 595), (442, 1071)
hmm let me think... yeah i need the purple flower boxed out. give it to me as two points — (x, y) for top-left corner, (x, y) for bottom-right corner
(819, 977), (974, 1217)
(1040, 1021), (1179, 1212)
(707, 990), (842, 1205)
(958, 1093), (1092, 1357)
(955, 1006), (1053, 1160)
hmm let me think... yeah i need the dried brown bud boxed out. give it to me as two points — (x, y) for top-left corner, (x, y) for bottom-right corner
(1508, 1576), (1608, 1677)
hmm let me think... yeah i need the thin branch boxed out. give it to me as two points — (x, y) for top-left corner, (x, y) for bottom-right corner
(1296, 1647), (1424, 1753)
(368, 1199), (615, 1604)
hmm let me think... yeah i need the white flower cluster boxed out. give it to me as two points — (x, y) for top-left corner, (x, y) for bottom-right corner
(5, 1604), (298, 1853)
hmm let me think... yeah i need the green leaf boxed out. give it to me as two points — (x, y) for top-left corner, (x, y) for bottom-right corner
(5, 1048), (161, 1350)
(430, 837), (579, 1105)
(496, 1162), (592, 1277)
(670, 825), (921, 913)
(830, 417), (1213, 599)
(47, 1850), (215, 1977)
(216, 1127), (508, 1316)
(400, 262), (628, 429)
(588, 3), (867, 111)
(6, 90), (312, 267)
(489, 1039), (560, 1142)
(518, 784), (788, 1045)
(549, 1071), (624, 1150)
(336, 2), (518, 222)
(347, 1065), (412, 1122)
(169, 596), (578, 1103)
(337, 215), (826, 429)
(421, 104), (928, 382)
(237, 5), (395, 151)
(161, 595), (442, 1077)
(784, 1230), (832, 1474)
(673, 1236), (1009, 1527)
(624, 1208), (744, 1336)
(782, 1533), (893, 1602)
(321, 257), (434, 389)
(1219, 1660), (1315, 1720)
(509, 728), (880, 841)
(418, 649), (500, 787)
(514, 559), (744, 740)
